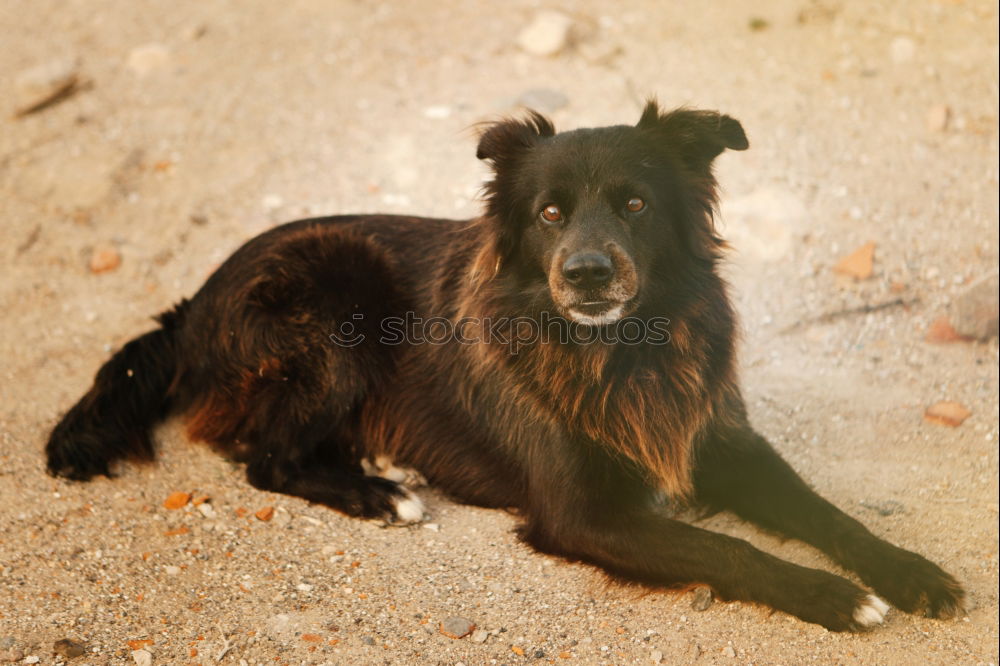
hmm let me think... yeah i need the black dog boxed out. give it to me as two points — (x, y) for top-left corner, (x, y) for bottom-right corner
(46, 102), (964, 630)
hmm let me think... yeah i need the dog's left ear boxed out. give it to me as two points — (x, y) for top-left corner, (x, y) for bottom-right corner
(637, 101), (748, 171)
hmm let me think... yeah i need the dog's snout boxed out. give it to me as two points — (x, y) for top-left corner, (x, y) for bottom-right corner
(562, 252), (614, 289)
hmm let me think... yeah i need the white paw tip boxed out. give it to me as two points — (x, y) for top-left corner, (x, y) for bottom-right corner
(391, 491), (426, 524)
(853, 594), (890, 627)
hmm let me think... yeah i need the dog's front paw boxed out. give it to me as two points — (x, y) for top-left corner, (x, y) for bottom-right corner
(852, 594), (891, 627)
(785, 569), (889, 632)
(860, 544), (965, 619)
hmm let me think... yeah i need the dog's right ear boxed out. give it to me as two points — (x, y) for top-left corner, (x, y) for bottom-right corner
(476, 111), (555, 166)
(474, 112), (556, 277)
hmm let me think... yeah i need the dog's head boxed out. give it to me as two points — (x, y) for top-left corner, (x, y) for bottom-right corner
(476, 101), (747, 326)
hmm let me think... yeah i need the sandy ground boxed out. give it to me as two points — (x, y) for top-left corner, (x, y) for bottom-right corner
(1, 1), (998, 664)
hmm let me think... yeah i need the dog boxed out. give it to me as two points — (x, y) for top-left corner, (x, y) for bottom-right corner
(46, 102), (964, 631)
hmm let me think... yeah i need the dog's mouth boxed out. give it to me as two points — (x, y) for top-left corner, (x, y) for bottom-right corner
(566, 300), (630, 326)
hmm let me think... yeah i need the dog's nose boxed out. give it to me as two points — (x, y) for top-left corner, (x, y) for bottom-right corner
(562, 252), (614, 289)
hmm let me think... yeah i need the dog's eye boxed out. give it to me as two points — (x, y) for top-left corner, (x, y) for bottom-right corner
(626, 197), (646, 213)
(540, 204), (563, 224)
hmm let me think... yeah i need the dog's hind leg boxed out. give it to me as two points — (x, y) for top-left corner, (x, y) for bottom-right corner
(693, 424), (965, 619)
(178, 223), (424, 523)
(245, 444), (425, 525)
(232, 395), (424, 525)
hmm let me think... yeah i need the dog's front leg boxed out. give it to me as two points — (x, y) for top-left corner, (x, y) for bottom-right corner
(693, 424), (965, 619)
(513, 439), (889, 631)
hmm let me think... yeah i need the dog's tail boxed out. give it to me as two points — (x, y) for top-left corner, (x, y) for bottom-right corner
(45, 301), (188, 480)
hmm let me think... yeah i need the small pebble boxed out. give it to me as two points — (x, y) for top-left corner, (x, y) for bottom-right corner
(164, 565), (181, 575)
(951, 271), (999, 340)
(470, 629), (489, 643)
(691, 586), (713, 611)
(517, 11), (573, 56)
(131, 649), (153, 666)
(23, 657), (40, 665)
(89, 245), (121, 274)
(423, 105), (452, 119)
(53, 638), (86, 658)
(651, 649), (663, 663)
(924, 401), (972, 427)
(14, 58), (80, 115)
(163, 491), (191, 510)
(926, 316), (967, 343)
(362, 636), (375, 646)
(261, 194), (284, 211)
(0, 650), (22, 663)
(182, 23), (208, 40)
(440, 616), (476, 639)
(196, 502), (216, 519)
(271, 507), (292, 527)
(723, 645), (736, 658)
(926, 104), (951, 132)
(127, 43), (170, 75)
(833, 241), (875, 280)
(890, 36), (916, 63)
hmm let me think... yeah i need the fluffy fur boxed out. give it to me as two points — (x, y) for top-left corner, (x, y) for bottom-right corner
(46, 102), (964, 630)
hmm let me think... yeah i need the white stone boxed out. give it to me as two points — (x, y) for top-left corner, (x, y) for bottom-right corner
(261, 193), (284, 210)
(719, 188), (804, 262)
(423, 105), (452, 119)
(131, 649), (153, 666)
(517, 11), (573, 57)
(890, 36), (916, 63)
(127, 43), (170, 75)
